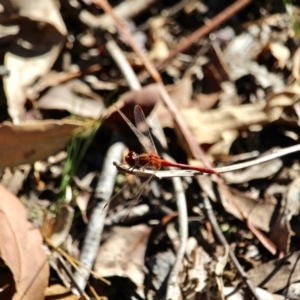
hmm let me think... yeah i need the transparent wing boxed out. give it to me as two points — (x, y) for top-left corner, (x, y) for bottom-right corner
(116, 105), (158, 155)
(134, 105), (158, 155)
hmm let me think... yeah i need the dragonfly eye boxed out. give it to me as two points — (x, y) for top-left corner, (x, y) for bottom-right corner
(125, 151), (138, 167)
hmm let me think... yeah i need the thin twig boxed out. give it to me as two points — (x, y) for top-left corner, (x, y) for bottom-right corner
(113, 161), (204, 178)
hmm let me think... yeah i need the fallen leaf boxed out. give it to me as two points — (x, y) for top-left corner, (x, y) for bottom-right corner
(148, 17), (171, 61)
(0, 119), (83, 167)
(180, 93), (300, 156)
(2, 0), (67, 123)
(269, 42), (290, 69)
(180, 103), (267, 146)
(94, 225), (150, 293)
(38, 80), (105, 119)
(218, 187), (277, 232)
(269, 215), (292, 254)
(0, 184), (49, 300)
(246, 251), (300, 293)
(31, 65), (102, 97)
(49, 205), (75, 247)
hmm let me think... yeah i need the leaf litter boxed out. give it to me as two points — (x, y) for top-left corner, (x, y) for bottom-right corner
(1, 0), (300, 299)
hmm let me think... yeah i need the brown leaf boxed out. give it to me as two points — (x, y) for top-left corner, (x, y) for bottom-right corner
(0, 119), (83, 167)
(247, 251), (300, 293)
(0, 184), (49, 300)
(269, 215), (292, 254)
(221, 187), (277, 232)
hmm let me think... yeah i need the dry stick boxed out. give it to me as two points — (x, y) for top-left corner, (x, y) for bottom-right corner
(106, 37), (141, 90)
(217, 144), (300, 173)
(72, 135), (124, 293)
(115, 143), (300, 179)
(118, 144), (300, 175)
(203, 196), (260, 299)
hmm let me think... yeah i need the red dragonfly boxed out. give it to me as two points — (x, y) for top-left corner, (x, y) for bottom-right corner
(117, 105), (218, 176)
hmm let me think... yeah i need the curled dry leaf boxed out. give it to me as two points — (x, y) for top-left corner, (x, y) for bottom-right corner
(0, 119), (83, 167)
(38, 80), (105, 119)
(0, 184), (49, 300)
(48, 205), (75, 247)
(2, 0), (67, 123)
(269, 178), (300, 249)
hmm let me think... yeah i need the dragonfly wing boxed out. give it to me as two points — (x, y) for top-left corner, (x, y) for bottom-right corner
(134, 105), (158, 155)
(115, 104), (158, 155)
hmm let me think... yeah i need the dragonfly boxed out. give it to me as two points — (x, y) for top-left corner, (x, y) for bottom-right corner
(117, 105), (219, 176)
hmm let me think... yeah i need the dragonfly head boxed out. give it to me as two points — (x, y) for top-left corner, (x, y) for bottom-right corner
(125, 151), (138, 167)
